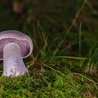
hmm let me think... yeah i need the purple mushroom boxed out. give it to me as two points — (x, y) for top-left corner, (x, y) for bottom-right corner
(0, 30), (33, 77)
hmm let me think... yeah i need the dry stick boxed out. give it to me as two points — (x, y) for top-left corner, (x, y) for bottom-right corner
(42, 63), (76, 87)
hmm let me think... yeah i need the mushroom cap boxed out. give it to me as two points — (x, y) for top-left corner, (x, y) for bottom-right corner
(0, 30), (33, 60)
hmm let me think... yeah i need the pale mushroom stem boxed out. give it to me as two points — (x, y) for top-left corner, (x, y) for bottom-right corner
(3, 42), (29, 77)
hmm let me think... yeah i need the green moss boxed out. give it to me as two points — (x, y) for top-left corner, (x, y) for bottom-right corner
(0, 70), (97, 98)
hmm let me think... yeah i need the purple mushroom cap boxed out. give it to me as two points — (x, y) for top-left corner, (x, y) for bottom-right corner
(0, 30), (33, 60)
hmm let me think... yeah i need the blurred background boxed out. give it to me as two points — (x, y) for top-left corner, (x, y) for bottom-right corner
(0, 0), (98, 73)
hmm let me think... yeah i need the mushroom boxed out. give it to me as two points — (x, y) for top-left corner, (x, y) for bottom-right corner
(0, 30), (33, 77)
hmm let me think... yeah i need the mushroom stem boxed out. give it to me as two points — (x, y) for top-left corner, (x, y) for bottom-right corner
(3, 42), (29, 77)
